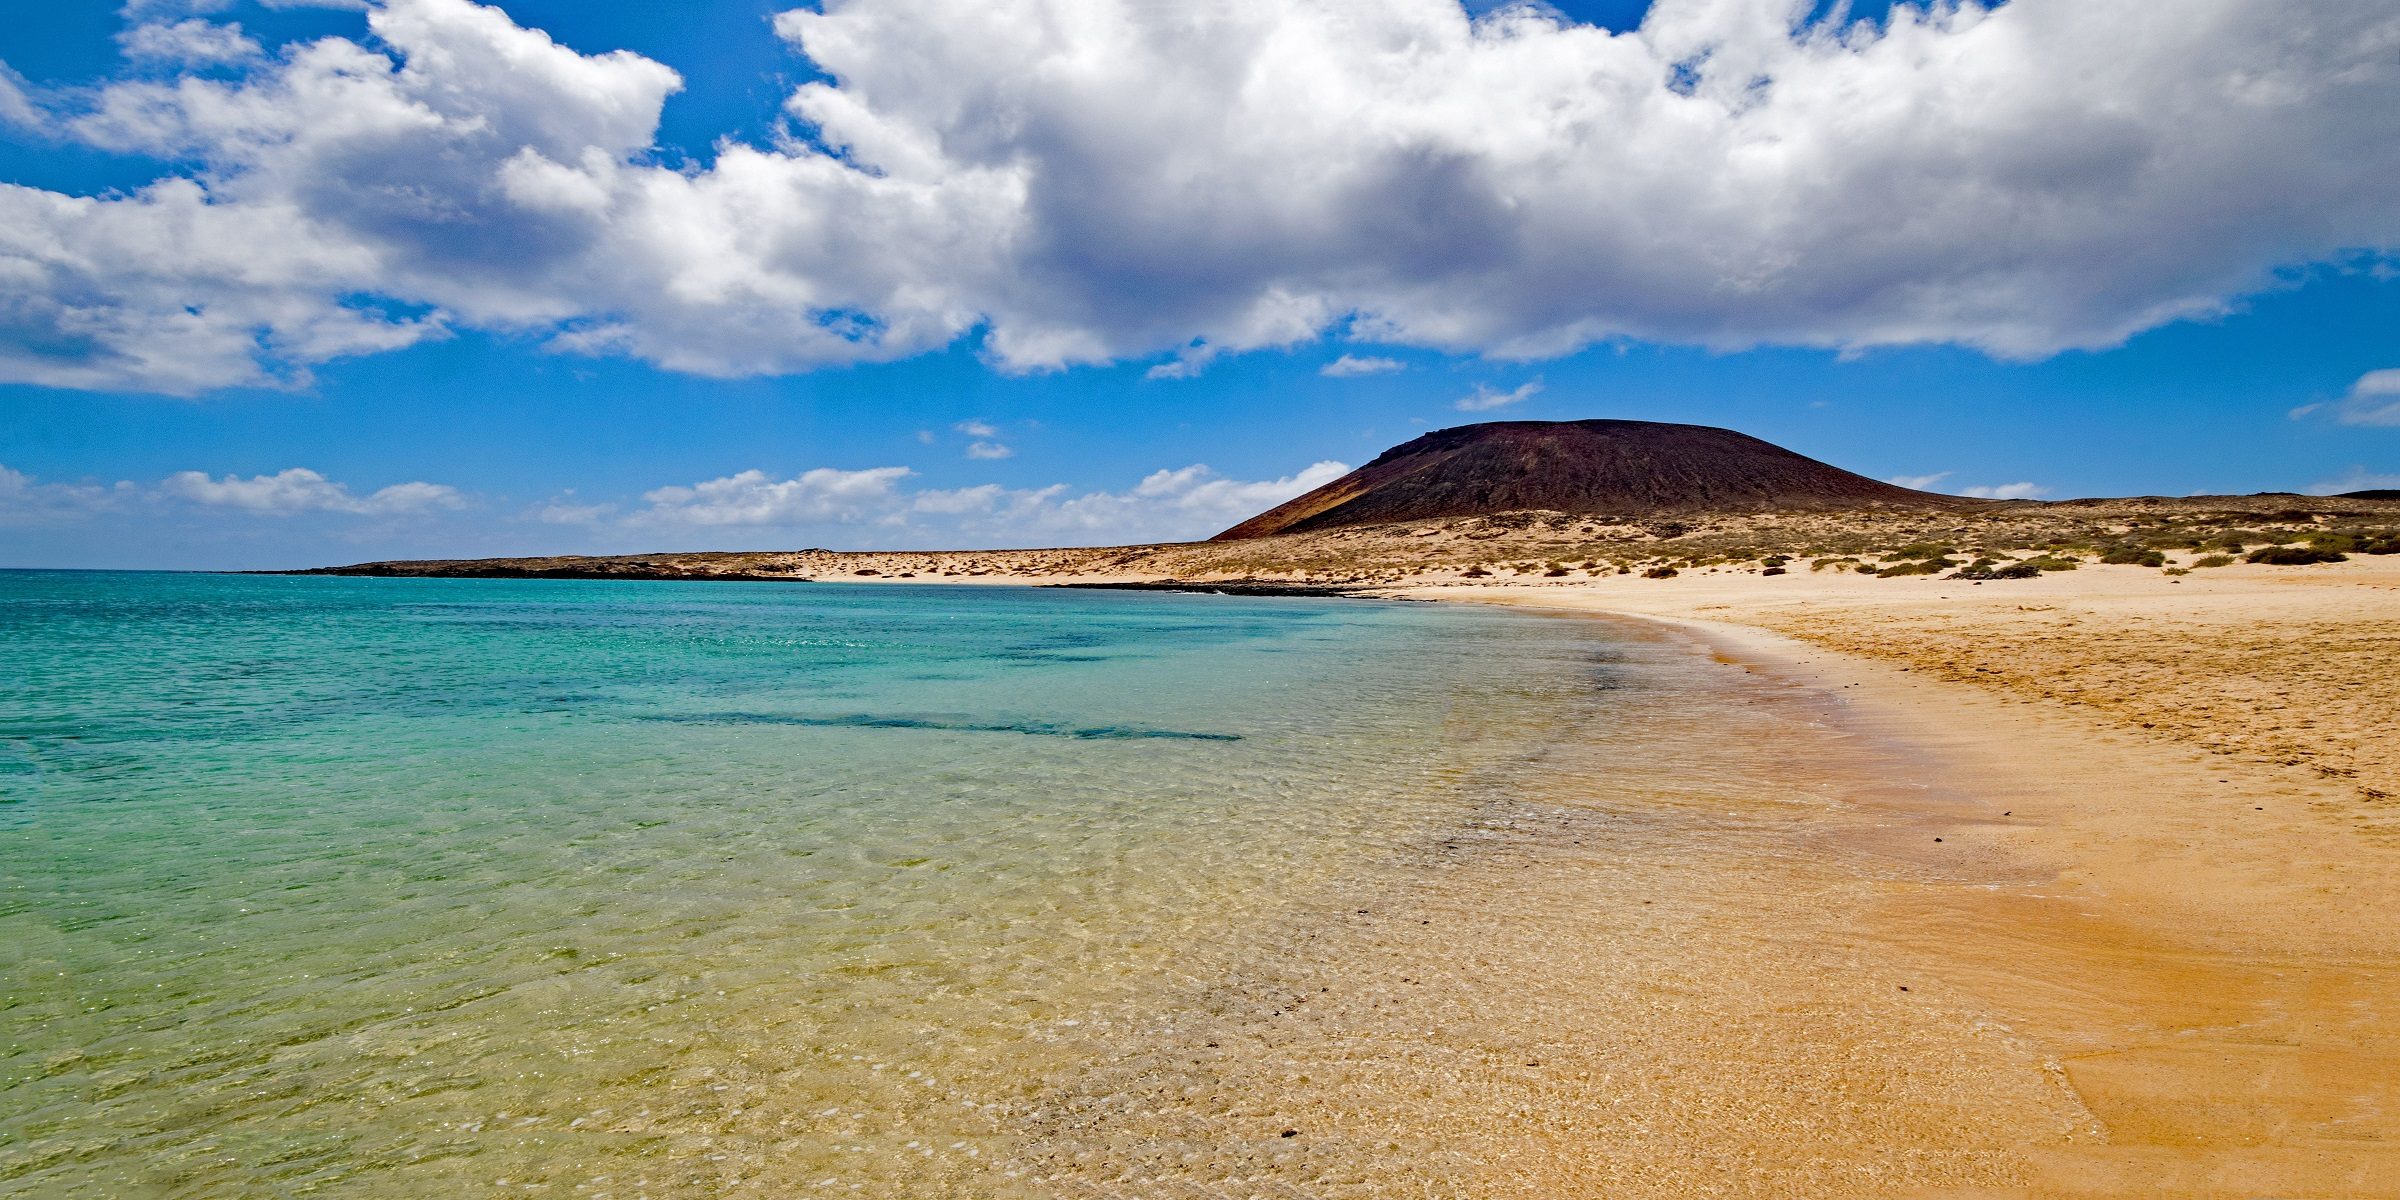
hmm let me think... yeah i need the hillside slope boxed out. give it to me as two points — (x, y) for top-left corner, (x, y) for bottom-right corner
(1214, 419), (1971, 540)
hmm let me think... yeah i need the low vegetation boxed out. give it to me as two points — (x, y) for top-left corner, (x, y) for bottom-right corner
(2098, 546), (2167, 567)
(311, 496), (2399, 589)
(2247, 546), (2347, 565)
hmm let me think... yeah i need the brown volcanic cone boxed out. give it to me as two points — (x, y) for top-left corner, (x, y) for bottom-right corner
(1214, 418), (1973, 540)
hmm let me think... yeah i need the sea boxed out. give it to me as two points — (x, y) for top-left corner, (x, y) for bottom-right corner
(0, 570), (1675, 1196)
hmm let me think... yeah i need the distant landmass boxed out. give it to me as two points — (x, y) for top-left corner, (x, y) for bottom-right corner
(288, 417), (2394, 584)
(1213, 419), (1972, 540)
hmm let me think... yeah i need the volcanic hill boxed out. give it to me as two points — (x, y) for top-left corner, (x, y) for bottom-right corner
(1213, 418), (1972, 540)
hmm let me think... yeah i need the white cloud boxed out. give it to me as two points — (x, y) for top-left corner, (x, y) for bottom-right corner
(2334, 369), (2400, 426)
(1886, 471), (1953, 491)
(159, 467), (464, 514)
(535, 498), (614, 525)
(2305, 467), (2400, 496)
(119, 0), (238, 19)
(626, 459), (1351, 544)
(362, 480), (467, 512)
(0, 66), (39, 131)
(0, 465), (136, 525)
(953, 419), (1000, 438)
(1144, 343), (1221, 380)
(1455, 379), (1542, 412)
(1321, 354), (1405, 377)
(117, 19), (262, 64)
(1959, 481), (2050, 500)
(965, 440), (1014, 460)
(7, 0), (2400, 394)
(3, 462), (461, 522)
(633, 466), (917, 526)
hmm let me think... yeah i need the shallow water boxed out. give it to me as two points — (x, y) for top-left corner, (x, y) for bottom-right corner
(1, 572), (1654, 1196)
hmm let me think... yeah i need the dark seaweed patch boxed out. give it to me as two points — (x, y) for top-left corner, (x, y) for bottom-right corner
(646, 711), (1241, 742)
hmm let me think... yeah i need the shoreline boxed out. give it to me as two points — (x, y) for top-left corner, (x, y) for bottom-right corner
(150, 561), (2400, 1187)
(1414, 571), (2400, 1192)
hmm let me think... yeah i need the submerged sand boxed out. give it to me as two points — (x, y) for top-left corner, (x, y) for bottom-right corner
(301, 524), (2400, 1193)
(964, 560), (2400, 1194)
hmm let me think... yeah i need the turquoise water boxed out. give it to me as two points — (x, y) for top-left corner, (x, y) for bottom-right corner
(0, 571), (1633, 1196)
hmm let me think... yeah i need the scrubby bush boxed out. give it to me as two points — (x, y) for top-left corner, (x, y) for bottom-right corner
(2247, 546), (2346, 565)
(2192, 554), (2237, 568)
(1811, 557), (1858, 572)
(1950, 562), (2042, 580)
(1762, 566), (1787, 576)
(2017, 555), (2080, 572)
(1876, 559), (1953, 578)
(2311, 528), (2400, 554)
(1884, 542), (1955, 561)
(1761, 555), (1790, 568)
(1543, 567), (1572, 577)
(1460, 565), (1491, 577)
(2099, 546), (2167, 567)
(1643, 566), (1679, 579)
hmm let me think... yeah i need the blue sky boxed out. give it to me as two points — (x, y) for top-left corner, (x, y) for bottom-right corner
(2, 0), (2396, 569)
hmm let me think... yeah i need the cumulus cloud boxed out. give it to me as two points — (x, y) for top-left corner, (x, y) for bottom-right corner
(1886, 471), (1954, 491)
(965, 440), (1015, 460)
(633, 466), (918, 527)
(628, 459), (1351, 544)
(2335, 369), (2400, 426)
(7, 0), (2400, 394)
(1455, 380), (1543, 412)
(0, 465), (136, 525)
(1958, 481), (2050, 500)
(1321, 354), (1405, 377)
(160, 467), (465, 514)
(953, 419), (1000, 438)
(117, 19), (262, 64)
(2, 462), (462, 521)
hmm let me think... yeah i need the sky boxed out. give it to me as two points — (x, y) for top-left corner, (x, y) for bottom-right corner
(1, 0), (2396, 570)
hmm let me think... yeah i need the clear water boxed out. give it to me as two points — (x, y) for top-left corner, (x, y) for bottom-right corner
(0, 572), (1634, 1196)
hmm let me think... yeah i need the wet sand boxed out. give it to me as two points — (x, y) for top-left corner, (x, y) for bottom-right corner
(989, 615), (2099, 1195)
(1417, 561), (2400, 1195)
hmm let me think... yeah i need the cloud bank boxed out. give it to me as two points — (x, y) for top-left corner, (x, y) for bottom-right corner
(0, 463), (459, 524)
(624, 459), (1351, 545)
(4, 456), (1348, 546)
(4, 0), (2398, 393)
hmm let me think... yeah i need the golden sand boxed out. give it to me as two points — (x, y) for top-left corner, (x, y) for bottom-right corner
(1417, 559), (2400, 1194)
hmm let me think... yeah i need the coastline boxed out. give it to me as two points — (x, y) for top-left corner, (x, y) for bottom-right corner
(178, 558), (2400, 1189)
(1412, 566), (2400, 1193)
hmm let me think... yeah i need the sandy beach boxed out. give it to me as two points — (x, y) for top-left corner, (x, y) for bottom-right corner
(1408, 558), (2400, 1194)
(712, 555), (2397, 1194)
(309, 531), (2400, 1192)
